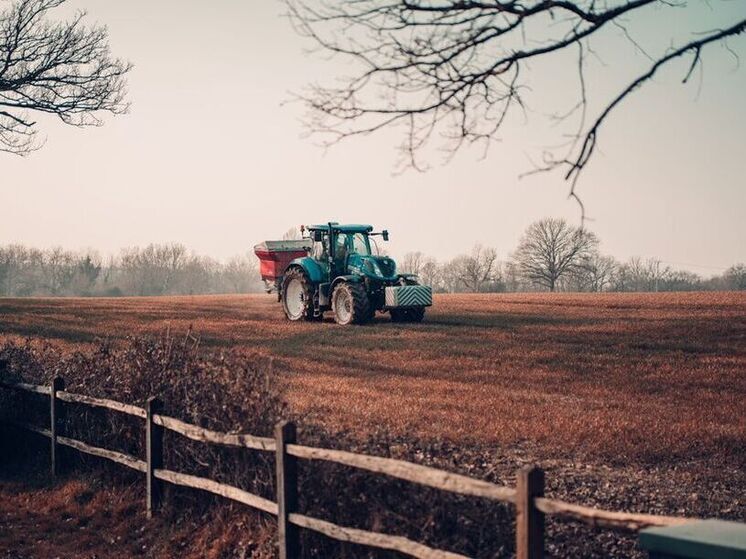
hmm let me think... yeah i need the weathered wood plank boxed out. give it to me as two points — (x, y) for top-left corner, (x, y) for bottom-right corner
(288, 513), (471, 559)
(153, 468), (278, 516)
(57, 436), (146, 473)
(57, 391), (146, 418)
(153, 414), (275, 451)
(0, 380), (50, 395)
(286, 444), (516, 503)
(534, 497), (692, 531)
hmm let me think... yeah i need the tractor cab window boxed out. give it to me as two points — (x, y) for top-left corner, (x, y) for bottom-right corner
(311, 233), (328, 261)
(334, 233), (349, 261)
(351, 233), (371, 256)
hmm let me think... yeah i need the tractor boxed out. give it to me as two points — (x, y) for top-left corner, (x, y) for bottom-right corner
(254, 223), (432, 325)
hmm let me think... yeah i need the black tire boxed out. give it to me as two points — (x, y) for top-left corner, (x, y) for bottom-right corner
(281, 267), (316, 321)
(390, 307), (426, 323)
(332, 282), (371, 325)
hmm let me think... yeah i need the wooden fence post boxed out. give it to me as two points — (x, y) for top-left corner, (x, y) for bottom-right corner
(146, 397), (164, 518)
(50, 376), (64, 477)
(275, 421), (299, 559)
(516, 465), (545, 559)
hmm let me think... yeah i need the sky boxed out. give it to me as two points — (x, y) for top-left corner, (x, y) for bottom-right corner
(2, 1), (745, 274)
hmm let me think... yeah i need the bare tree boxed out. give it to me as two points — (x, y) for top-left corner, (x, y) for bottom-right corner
(400, 251), (425, 276)
(418, 256), (440, 288)
(724, 263), (746, 291)
(71, 251), (101, 294)
(0, 0), (131, 155)
(513, 218), (598, 292)
(661, 269), (701, 292)
(41, 246), (75, 295)
(178, 255), (218, 295)
(570, 253), (618, 292)
(502, 260), (532, 293)
(610, 257), (708, 292)
(159, 244), (188, 293)
(613, 257), (678, 292)
(223, 254), (260, 293)
(0, 244), (21, 295)
(433, 258), (458, 293)
(454, 244), (498, 292)
(118, 244), (188, 296)
(0, 244), (35, 295)
(286, 0), (745, 206)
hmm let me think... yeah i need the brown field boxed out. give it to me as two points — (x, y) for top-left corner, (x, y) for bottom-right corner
(1, 291), (744, 465)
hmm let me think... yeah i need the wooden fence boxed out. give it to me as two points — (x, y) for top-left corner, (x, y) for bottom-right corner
(0, 376), (693, 559)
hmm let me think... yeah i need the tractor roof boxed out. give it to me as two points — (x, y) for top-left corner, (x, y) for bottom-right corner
(307, 223), (373, 233)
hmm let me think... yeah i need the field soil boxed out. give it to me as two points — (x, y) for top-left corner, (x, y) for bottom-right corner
(1, 292), (745, 557)
(1, 292), (744, 462)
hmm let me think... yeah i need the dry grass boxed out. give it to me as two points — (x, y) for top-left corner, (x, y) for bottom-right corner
(0, 470), (276, 559)
(1, 292), (744, 465)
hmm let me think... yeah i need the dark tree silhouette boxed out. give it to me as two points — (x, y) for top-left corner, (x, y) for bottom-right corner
(513, 218), (598, 291)
(0, 0), (131, 155)
(285, 0), (745, 207)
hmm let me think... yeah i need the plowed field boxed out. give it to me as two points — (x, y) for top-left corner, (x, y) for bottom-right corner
(2, 292), (744, 464)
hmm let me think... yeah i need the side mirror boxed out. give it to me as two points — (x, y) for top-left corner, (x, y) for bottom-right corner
(313, 230), (323, 242)
(382, 230), (389, 241)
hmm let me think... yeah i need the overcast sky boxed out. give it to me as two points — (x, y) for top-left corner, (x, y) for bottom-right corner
(2, 1), (744, 274)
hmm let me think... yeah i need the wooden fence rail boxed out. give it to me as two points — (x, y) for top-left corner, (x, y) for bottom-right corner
(0, 376), (695, 559)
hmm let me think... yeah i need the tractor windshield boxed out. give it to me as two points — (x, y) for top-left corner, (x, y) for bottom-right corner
(350, 233), (371, 256)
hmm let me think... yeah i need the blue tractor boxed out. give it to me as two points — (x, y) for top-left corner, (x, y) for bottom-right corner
(255, 223), (432, 325)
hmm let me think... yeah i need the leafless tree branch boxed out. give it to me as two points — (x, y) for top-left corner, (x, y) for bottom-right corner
(0, 0), (131, 155)
(285, 0), (745, 213)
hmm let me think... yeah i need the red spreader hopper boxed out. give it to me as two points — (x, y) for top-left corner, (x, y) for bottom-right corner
(253, 240), (310, 283)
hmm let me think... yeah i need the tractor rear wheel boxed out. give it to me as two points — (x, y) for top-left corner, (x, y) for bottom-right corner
(390, 307), (426, 323)
(281, 268), (316, 321)
(332, 282), (371, 325)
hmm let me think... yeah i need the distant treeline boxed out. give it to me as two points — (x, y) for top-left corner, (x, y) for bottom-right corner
(0, 244), (262, 297)
(2, 220), (744, 297)
(401, 250), (745, 293)
(398, 218), (745, 294)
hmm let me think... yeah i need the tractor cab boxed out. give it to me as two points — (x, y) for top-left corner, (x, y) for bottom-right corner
(254, 222), (432, 325)
(305, 223), (390, 280)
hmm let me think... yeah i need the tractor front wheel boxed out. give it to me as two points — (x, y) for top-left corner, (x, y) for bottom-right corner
(281, 268), (316, 321)
(390, 307), (426, 323)
(332, 282), (371, 325)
